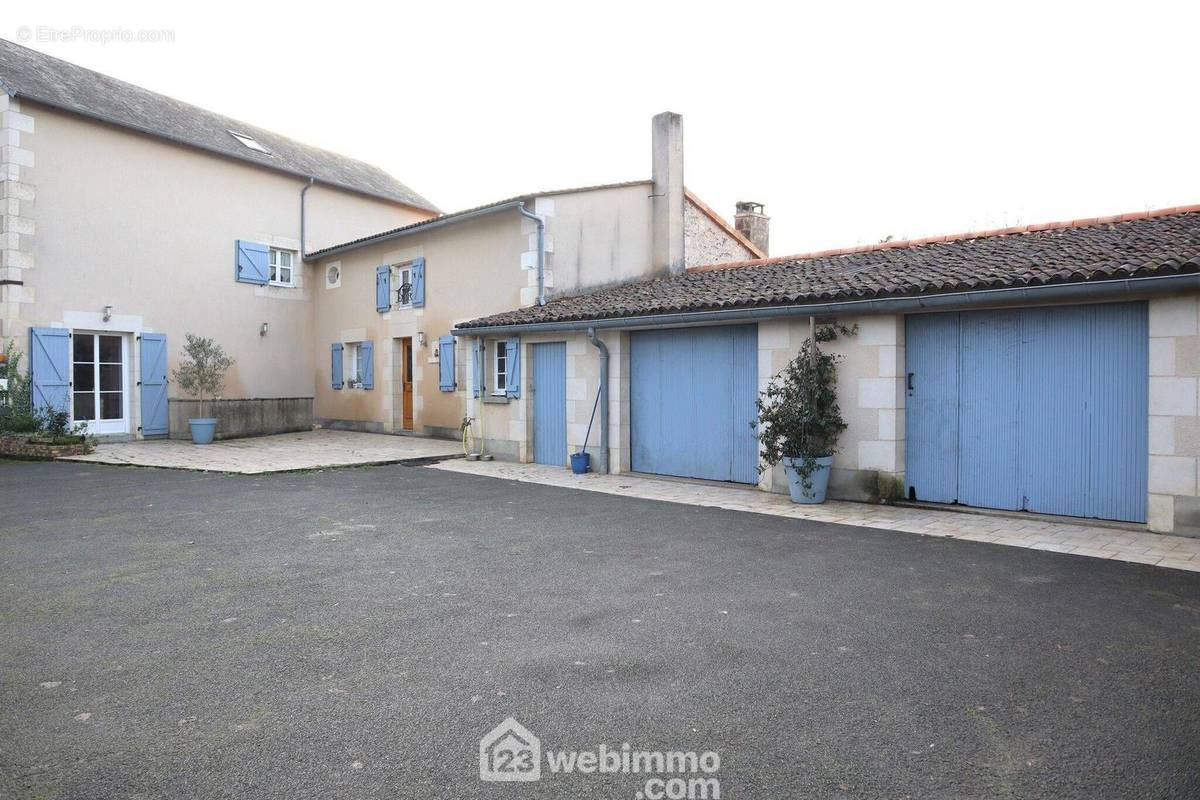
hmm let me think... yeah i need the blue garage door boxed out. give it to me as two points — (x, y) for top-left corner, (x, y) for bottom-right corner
(905, 302), (1147, 523)
(631, 325), (759, 484)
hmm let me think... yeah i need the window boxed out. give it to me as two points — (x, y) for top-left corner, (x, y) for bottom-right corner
(346, 342), (363, 387)
(228, 130), (270, 153)
(269, 248), (295, 286)
(394, 265), (413, 307)
(492, 342), (508, 396)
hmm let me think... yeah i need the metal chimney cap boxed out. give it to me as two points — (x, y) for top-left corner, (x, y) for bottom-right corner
(736, 201), (765, 214)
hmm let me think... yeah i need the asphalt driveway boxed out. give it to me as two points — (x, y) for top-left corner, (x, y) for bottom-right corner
(1, 461), (1198, 799)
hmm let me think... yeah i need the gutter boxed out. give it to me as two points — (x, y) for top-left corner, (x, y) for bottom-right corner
(300, 178), (315, 260)
(586, 327), (610, 474)
(517, 202), (547, 306)
(454, 273), (1199, 336)
(307, 201), (526, 261)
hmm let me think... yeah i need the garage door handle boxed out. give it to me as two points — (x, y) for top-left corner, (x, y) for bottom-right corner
(906, 372), (914, 392)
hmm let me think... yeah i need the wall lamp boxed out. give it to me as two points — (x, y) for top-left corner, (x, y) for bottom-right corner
(103, 305), (113, 322)
(417, 331), (426, 347)
(260, 322), (269, 336)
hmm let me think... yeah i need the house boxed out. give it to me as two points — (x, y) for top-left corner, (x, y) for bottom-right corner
(456, 207), (1200, 536)
(304, 112), (762, 447)
(0, 38), (437, 437)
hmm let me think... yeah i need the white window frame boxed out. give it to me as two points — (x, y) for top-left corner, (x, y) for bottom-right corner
(393, 264), (413, 308)
(345, 342), (363, 388)
(492, 341), (508, 397)
(269, 247), (296, 287)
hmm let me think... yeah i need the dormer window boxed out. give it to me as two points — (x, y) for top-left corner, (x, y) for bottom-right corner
(228, 130), (270, 154)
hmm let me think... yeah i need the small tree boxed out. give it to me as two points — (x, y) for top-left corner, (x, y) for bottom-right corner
(172, 334), (234, 418)
(1, 340), (32, 414)
(754, 337), (847, 489)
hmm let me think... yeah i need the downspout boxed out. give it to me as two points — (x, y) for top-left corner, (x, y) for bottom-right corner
(586, 327), (610, 474)
(300, 178), (316, 260)
(517, 202), (546, 306)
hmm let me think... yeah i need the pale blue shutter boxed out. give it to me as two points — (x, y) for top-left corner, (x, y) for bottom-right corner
(505, 338), (521, 398)
(139, 333), (169, 435)
(235, 240), (269, 284)
(472, 339), (484, 398)
(411, 257), (426, 307)
(438, 336), (456, 391)
(376, 266), (391, 312)
(361, 341), (375, 389)
(29, 327), (70, 414)
(331, 343), (344, 389)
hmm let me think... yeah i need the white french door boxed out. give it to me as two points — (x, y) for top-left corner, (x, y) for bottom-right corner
(72, 332), (130, 435)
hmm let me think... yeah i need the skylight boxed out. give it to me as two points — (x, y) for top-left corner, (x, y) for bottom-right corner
(228, 130), (270, 154)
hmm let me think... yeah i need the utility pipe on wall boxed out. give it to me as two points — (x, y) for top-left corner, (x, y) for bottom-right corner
(586, 327), (610, 474)
(299, 178), (315, 260)
(517, 202), (547, 306)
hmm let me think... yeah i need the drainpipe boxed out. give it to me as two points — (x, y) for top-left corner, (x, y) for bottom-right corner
(517, 202), (546, 306)
(586, 327), (610, 474)
(300, 178), (316, 260)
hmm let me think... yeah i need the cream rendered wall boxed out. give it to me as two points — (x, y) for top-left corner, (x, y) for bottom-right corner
(536, 184), (656, 300)
(312, 209), (526, 435)
(1149, 292), (1200, 535)
(9, 102), (430, 412)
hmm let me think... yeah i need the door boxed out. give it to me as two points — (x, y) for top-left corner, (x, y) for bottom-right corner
(72, 332), (130, 435)
(531, 342), (567, 466)
(139, 333), (169, 436)
(904, 302), (1148, 522)
(630, 325), (758, 484)
(400, 337), (414, 431)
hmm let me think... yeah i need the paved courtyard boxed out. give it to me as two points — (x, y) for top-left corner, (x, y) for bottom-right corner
(61, 429), (462, 473)
(1, 460), (1198, 799)
(431, 460), (1200, 571)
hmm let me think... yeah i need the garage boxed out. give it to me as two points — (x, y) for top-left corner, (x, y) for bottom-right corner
(630, 325), (759, 483)
(904, 302), (1148, 522)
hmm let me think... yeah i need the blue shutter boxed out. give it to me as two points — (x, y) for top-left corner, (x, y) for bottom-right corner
(29, 327), (70, 414)
(411, 257), (426, 307)
(376, 266), (391, 312)
(438, 336), (456, 391)
(331, 343), (344, 389)
(505, 338), (521, 398)
(235, 240), (270, 284)
(139, 333), (169, 436)
(361, 341), (375, 389)
(472, 339), (484, 398)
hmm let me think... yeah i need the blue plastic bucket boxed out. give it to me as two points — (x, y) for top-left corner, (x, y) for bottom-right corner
(570, 452), (590, 474)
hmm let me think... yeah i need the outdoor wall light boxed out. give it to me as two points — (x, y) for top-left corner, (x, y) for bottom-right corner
(260, 322), (269, 336)
(103, 305), (113, 322)
(417, 331), (426, 347)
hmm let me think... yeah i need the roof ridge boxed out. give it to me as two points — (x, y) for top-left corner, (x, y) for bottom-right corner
(688, 203), (1200, 273)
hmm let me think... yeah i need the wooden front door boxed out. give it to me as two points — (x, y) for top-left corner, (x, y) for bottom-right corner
(400, 337), (414, 430)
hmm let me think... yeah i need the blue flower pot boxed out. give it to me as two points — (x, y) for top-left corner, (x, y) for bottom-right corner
(570, 452), (590, 474)
(783, 456), (833, 504)
(188, 418), (217, 445)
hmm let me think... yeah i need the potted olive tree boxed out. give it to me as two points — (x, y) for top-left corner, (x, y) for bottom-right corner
(172, 334), (234, 445)
(755, 337), (847, 503)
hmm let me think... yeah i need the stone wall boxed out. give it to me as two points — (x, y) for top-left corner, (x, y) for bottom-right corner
(684, 199), (757, 267)
(169, 397), (313, 441)
(0, 95), (36, 343)
(1149, 294), (1200, 535)
(0, 433), (91, 459)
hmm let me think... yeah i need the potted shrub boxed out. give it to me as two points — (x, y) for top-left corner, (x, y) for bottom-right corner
(172, 334), (234, 445)
(755, 337), (847, 503)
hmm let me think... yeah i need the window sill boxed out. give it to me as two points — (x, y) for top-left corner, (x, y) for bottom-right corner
(482, 394), (509, 405)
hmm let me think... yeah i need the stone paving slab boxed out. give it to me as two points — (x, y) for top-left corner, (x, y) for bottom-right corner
(62, 430), (462, 474)
(428, 460), (1200, 571)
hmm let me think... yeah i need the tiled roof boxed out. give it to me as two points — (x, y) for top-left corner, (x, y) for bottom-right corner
(0, 38), (437, 210)
(457, 206), (1200, 329)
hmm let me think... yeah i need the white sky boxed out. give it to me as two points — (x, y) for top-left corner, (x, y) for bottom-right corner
(7, 1), (1199, 256)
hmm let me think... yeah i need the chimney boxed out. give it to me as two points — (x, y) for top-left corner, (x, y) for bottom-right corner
(735, 201), (769, 256)
(651, 112), (685, 274)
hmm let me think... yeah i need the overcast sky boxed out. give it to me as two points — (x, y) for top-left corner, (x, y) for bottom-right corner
(7, 1), (1198, 256)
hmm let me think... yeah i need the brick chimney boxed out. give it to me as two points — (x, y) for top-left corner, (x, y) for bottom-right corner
(735, 201), (769, 256)
(651, 112), (685, 274)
